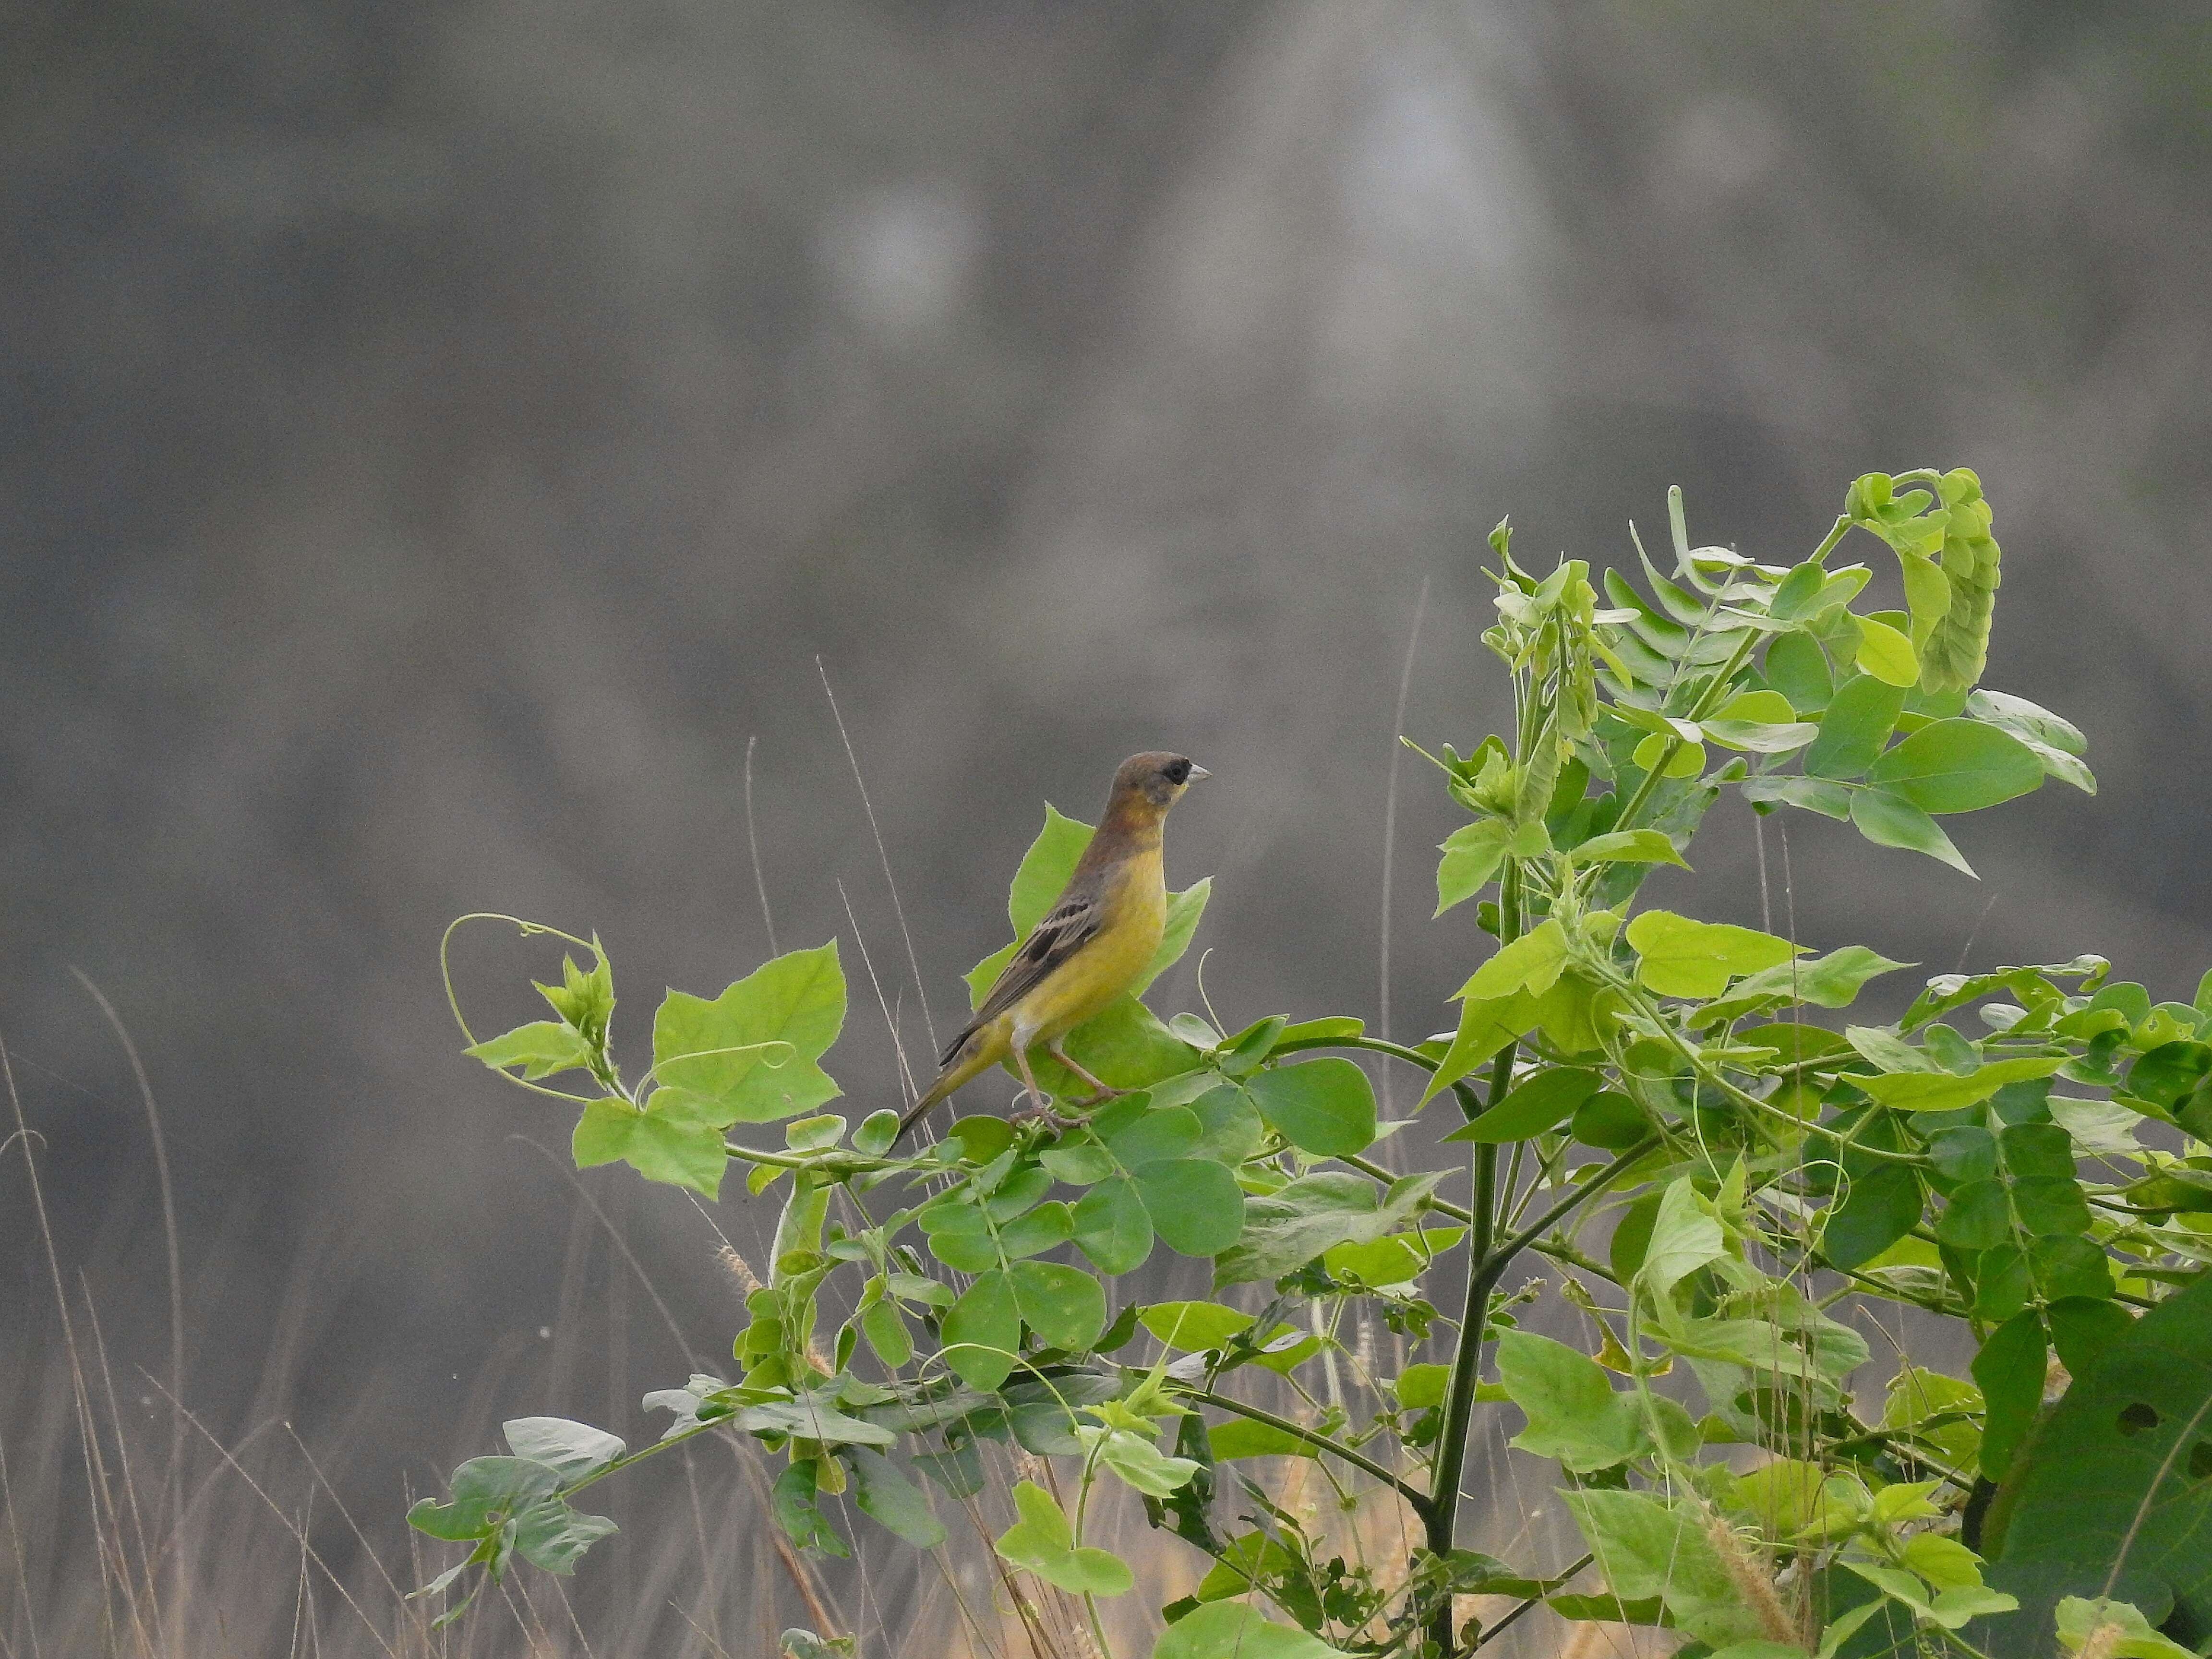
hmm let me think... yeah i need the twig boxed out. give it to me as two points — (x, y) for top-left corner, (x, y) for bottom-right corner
(71, 969), (186, 1578)
(745, 734), (781, 956)
(819, 659), (938, 1058)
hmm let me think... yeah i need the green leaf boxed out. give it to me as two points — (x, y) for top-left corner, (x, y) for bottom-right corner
(2055, 1596), (2200, 1659)
(994, 1481), (1133, 1596)
(1640, 1177), (1726, 1295)
(1627, 910), (1803, 999)
(533, 948), (614, 1049)
(1701, 718), (1821, 754)
(1214, 1170), (1443, 1286)
(1970, 1309), (2047, 1483)
(1566, 830), (1689, 867)
(1854, 615), (1919, 686)
(1821, 1165), (1923, 1271)
(1857, 1057), (2064, 1112)
(1445, 1066), (1601, 1143)
(1071, 1177), (1154, 1274)
(1140, 1301), (1254, 1351)
(859, 1298), (912, 1368)
(1562, 1490), (1771, 1647)
(1154, 1600), (1351, 1659)
(941, 1270), (1021, 1391)
(1572, 1090), (1651, 1150)
(1739, 775), (1852, 819)
(1436, 820), (1512, 915)
(1208, 1419), (1311, 1461)
(771, 1460), (847, 1556)
(501, 1418), (624, 1482)
(1967, 689), (2086, 757)
(465, 1020), (592, 1081)
(1633, 733), (1706, 777)
(1850, 788), (1974, 877)
(1323, 1226), (1466, 1286)
(1768, 561), (1830, 620)
(512, 1500), (616, 1575)
(1765, 632), (1834, 714)
(1805, 675), (1906, 780)
(785, 1113), (845, 1151)
(571, 1096), (729, 1198)
(1722, 947), (1912, 1013)
(1135, 1158), (1245, 1257)
(1419, 991), (1540, 1104)
(1093, 1428), (1201, 1497)
(1984, 1271), (2212, 1635)
(1190, 1084), (1267, 1164)
(409, 1456), (565, 1541)
(1245, 1058), (1376, 1156)
(1867, 721), (2043, 814)
(650, 942), (845, 1126)
(733, 1393), (897, 1447)
(1276, 1016), (1364, 1046)
(1495, 1330), (1647, 1471)
(1101, 1103), (1201, 1167)
(1395, 1363), (1453, 1408)
(1459, 919), (1571, 1003)
(847, 1449), (946, 1549)
(1008, 1260), (1106, 1352)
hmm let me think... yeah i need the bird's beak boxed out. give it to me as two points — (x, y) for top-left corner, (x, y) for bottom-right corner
(1186, 764), (1212, 782)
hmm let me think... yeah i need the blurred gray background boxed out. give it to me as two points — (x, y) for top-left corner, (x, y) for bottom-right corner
(4, 0), (2210, 1650)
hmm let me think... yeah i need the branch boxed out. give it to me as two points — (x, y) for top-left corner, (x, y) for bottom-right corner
(1185, 1389), (1434, 1519)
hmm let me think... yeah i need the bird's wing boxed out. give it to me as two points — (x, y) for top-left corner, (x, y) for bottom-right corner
(940, 892), (1105, 1064)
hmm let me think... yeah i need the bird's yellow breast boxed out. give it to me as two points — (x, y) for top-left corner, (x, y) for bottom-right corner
(1013, 846), (1165, 1041)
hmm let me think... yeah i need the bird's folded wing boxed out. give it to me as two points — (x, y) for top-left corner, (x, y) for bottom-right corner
(945, 893), (1105, 1059)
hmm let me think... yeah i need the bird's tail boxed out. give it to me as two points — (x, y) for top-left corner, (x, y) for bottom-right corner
(893, 1027), (991, 1144)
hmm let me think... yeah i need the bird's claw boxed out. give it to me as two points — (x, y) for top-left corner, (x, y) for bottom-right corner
(1010, 1095), (1082, 1135)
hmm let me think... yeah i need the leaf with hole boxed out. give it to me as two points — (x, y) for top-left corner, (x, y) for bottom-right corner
(1983, 1271), (2212, 1641)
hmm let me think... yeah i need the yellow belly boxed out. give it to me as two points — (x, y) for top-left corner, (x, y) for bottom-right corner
(1012, 855), (1166, 1044)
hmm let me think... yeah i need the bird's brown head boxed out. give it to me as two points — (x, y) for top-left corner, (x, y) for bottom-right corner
(1105, 751), (1211, 822)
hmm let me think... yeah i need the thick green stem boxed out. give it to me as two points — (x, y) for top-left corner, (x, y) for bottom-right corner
(1423, 1141), (1499, 1616)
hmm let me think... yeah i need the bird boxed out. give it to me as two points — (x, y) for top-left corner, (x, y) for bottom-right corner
(895, 752), (1210, 1144)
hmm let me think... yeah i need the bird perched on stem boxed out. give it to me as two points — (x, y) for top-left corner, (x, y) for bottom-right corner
(896, 752), (1209, 1144)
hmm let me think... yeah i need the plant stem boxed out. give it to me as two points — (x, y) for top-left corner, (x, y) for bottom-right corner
(1421, 1131), (1662, 1626)
(1274, 1033), (1488, 1121)
(1185, 1390), (1432, 1516)
(1610, 626), (1761, 837)
(1470, 1552), (1594, 1650)
(1423, 1139), (1498, 1648)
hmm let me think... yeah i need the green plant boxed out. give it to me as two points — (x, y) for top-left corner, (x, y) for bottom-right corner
(415, 469), (2212, 1659)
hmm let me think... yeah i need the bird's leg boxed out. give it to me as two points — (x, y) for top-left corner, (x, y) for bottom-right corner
(1008, 1039), (1079, 1132)
(1046, 1041), (1123, 1107)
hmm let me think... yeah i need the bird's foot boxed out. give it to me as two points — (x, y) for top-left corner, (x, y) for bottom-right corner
(1010, 1094), (1082, 1135)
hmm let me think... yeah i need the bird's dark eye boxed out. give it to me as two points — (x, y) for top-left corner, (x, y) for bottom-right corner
(1163, 759), (1190, 785)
